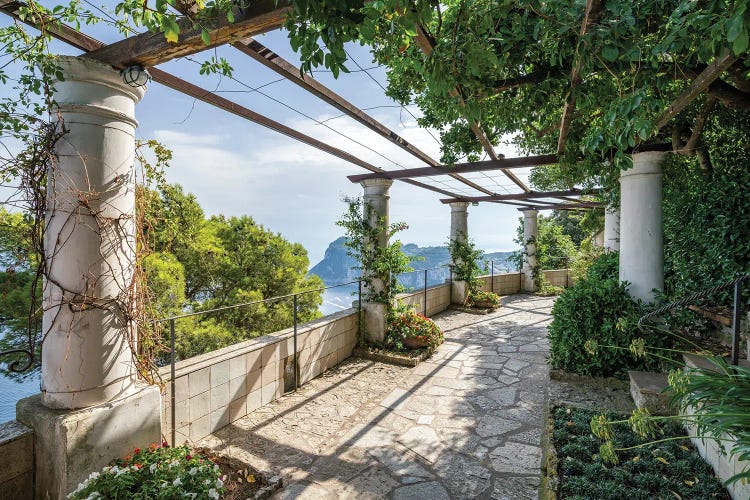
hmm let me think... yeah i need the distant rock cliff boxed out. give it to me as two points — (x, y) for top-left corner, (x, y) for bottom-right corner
(309, 237), (517, 288)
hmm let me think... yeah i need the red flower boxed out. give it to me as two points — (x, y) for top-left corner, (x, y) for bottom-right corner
(186, 454), (192, 460)
(134, 448), (141, 454)
(134, 463), (143, 469)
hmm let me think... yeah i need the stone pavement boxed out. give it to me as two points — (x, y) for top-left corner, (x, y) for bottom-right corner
(199, 294), (555, 499)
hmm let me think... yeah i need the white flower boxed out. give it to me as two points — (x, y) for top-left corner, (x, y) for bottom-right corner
(88, 472), (100, 481)
(150, 463), (158, 473)
(84, 493), (102, 500)
(213, 464), (220, 472)
(173, 478), (182, 486)
(215, 478), (223, 489)
(183, 494), (197, 499)
(188, 467), (198, 476)
(208, 488), (219, 499)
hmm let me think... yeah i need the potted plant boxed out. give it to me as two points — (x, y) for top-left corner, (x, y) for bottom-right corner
(467, 289), (502, 309)
(388, 308), (444, 350)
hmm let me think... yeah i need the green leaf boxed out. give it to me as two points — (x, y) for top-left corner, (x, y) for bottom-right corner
(733, 30), (749, 54)
(602, 45), (619, 62)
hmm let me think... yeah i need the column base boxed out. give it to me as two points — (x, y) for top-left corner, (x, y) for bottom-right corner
(17, 384), (161, 499)
(451, 281), (468, 305)
(522, 271), (537, 293)
(363, 302), (387, 343)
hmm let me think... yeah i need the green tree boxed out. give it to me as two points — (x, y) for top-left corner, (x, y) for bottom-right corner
(512, 214), (578, 271)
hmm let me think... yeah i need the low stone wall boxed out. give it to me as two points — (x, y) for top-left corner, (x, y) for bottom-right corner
(0, 420), (33, 500)
(398, 283), (452, 317)
(160, 309), (359, 443)
(478, 272), (524, 295)
(543, 269), (571, 288)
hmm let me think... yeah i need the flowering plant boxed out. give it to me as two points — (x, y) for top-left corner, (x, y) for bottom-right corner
(387, 308), (444, 350)
(467, 290), (501, 308)
(68, 444), (225, 500)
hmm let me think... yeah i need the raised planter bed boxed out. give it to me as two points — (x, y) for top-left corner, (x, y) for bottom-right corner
(352, 345), (434, 367)
(448, 304), (499, 315)
(541, 405), (729, 499)
(196, 447), (284, 500)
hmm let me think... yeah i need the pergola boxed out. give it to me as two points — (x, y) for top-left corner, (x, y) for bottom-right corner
(0, 1), (726, 495)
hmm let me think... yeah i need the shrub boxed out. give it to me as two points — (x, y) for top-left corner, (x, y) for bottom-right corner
(68, 444), (225, 500)
(386, 308), (444, 351)
(548, 253), (669, 378)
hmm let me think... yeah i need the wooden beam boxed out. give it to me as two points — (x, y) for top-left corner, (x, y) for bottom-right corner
(440, 189), (596, 204)
(557, 0), (604, 154)
(516, 201), (604, 211)
(232, 37), (440, 168)
(655, 50), (738, 131)
(84, 0), (290, 69)
(414, 25), (531, 193)
(347, 154), (559, 182)
(0, 3), (464, 201)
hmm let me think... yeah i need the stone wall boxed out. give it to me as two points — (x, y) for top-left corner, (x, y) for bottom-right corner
(398, 283), (452, 317)
(542, 269), (571, 288)
(478, 272), (524, 295)
(0, 420), (33, 500)
(160, 309), (359, 443)
(685, 419), (750, 499)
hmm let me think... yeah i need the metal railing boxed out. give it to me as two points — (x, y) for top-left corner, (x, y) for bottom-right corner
(638, 274), (748, 366)
(159, 279), (362, 445)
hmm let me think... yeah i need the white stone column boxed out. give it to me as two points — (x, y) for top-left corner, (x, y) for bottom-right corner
(360, 178), (393, 342)
(521, 209), (539, 292)
(449, 202), (470, 304)
(17, 56), (161, 498)
(619, 151), (665, 302)
(604, 206), (620, 252)
(41, 56), (143, 409)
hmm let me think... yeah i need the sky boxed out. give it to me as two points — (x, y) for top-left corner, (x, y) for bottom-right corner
(0, 8), (527, 266)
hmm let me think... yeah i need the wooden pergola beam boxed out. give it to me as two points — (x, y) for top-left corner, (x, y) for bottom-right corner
(83, 0), (290, 69)
(0, 3), (464, 201)
(557, 0), (604, 154)
(655, 50), (738, 131)
(231, 37), (440, 168)
(516, 201), (604, 211)
(414, 25), (531, 193)
(347, 154), (559, 182)
(440, 189), (596, 204)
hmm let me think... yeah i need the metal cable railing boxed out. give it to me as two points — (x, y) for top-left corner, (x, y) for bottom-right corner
(160, 279), (363, 445)
(638, 274), (748, 365)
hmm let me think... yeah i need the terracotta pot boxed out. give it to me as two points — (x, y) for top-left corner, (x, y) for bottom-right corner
(404, 336), (430, 348)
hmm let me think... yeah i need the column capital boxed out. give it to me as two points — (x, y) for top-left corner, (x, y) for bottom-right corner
(624, 151), (668, 178)
(53, 56), (145, 129)
(521, 208), (538, 216)
(448, 201), (470, 211)
(359, 179), (393, 195)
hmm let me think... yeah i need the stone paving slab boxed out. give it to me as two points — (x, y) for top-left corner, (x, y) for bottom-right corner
(199, 294), (556, 499)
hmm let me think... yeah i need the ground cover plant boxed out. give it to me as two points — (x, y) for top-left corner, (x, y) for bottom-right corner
(552, 406), (728, 500)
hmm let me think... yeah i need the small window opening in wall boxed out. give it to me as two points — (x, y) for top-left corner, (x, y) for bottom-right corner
(283, 354), (300, 394)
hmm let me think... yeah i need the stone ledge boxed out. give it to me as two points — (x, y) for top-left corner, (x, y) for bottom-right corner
(549, 369), (629, 389)
(352, 346), (433, 367)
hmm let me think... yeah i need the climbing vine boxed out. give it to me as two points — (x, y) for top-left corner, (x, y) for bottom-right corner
(336, 196), (412, 314)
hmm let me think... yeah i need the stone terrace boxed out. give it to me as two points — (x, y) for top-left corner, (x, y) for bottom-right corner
(199, 294), (555, 499)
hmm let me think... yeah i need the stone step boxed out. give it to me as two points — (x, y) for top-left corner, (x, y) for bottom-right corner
(628, 370), (672, 415)
(683, 353), (750, 371)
